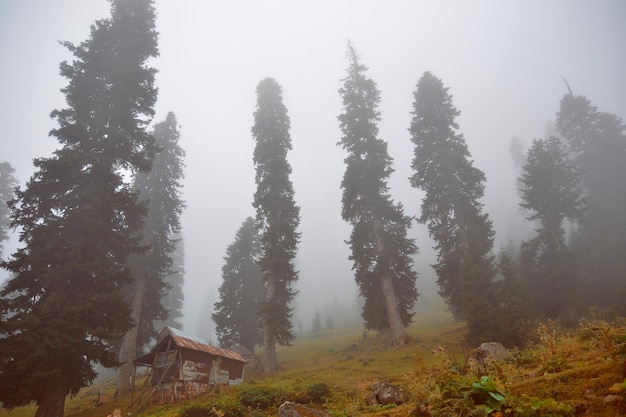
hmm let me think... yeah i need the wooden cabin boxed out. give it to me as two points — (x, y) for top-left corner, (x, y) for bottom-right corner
(133, 326), (246, 405)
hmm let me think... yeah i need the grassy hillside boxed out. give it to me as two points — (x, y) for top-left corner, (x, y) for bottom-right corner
(2, 305), (624, 417)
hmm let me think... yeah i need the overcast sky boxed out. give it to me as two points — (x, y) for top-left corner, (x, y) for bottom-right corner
(1, 0), (625, 336)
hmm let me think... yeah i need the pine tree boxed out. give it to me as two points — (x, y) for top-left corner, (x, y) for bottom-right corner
(409, 71), (495, 343)
(518, 137), (584, 321)
(0, 1), (158, 415)
(338, 44), (418, 346)
(116, 112), (185, 395)
(252, 78), (300, 371)
(160, 232), (185, 329)
(556, 93), (626, 315)
(0, 162), (17, 256)
(213, 217), (264, 352)
(490, 248), (533, 347)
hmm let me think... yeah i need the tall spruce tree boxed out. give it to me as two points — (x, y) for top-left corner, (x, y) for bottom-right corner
(116, 112), (185, 395)
(518, 137), (584, 321)
(159, 232), (185, 329)
(556, 93), (626, 315)
(0, 1), (158, 416)
(252, 78), (300, 371)
(213, 217), (264, 352)
(0, 162), (17, 256)
(338, 44), (418, 346)
(409, 71), (495, 343)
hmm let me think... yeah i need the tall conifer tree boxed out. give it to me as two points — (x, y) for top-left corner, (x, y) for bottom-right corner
(556, 93), (626, 314)
(0, 1), (158, 415)
(116, 111), (185, 395)
(160, 232), (185, 329)
(409, 71), (495, 343)
(213, 217), (264, 352)
(252, 78), (300, 371)
(518, 137), (584, 320)
(338, 44), (418, 346)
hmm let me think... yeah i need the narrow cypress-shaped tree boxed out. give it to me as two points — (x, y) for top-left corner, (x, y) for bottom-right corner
(518, 137), (584, 321)
(409, 71), (495, 343)
(0, 162), (17, 256)
(338, 44), (418, 346)
(0, 1), (158, 415)
(556, 93), (626, 315)
(252, 78), (300, 371)
(116, 112), (185, 395)
(213, 217), (264, 352)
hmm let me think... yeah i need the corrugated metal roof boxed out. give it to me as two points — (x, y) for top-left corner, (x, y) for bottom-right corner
(134, 326), (246, 365)
(167, 327), (246, 363)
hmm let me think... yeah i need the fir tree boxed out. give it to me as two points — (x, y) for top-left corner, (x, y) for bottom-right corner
(338, 44), (418, 346)
(518, 137), (584, 321)
(213, 217), (264, 352)
(116, 112), (185, 395)
(0, 1), (158, 415)
(409, 71), (495, 343)
(160, 232), (185, 329)
(556, 93), (626, 315)
(252, 78), (300, 371)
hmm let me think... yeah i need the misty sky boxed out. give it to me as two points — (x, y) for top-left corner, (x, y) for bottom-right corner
(1, 1), (625, 336)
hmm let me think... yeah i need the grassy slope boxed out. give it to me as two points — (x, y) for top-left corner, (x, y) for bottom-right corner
(2, 302), (624, 417)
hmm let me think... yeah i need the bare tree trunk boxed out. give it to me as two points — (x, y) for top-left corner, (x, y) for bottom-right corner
(35, 374), (67, 417)
(373, 218), (409, 346)
(261, 277), (278, 372)
(379, 271), (409, 346)
(116, 276), (145, 396)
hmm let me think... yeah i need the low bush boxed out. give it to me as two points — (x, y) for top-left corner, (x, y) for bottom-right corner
(237, 385), (284, 410)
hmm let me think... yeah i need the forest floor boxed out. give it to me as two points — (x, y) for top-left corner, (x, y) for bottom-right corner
(1, 304), (625, 417)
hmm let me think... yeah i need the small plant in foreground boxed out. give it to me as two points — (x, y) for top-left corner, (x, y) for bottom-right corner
(305, 382), (331, 403)
(536, 322), (570, 373)
(237, 385), (284, 410)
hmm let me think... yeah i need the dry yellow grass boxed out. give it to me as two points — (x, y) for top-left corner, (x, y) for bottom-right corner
(1, 310), (624, 417)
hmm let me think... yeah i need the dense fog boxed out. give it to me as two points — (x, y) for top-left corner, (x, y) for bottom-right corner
(1, 0), (625, 341)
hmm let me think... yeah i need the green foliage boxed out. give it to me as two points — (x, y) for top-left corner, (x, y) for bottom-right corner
(337, 42), (418, 338)
(406, 344), (578, 417)
(490, 248), (534, 347)
(0, 0), (158, 412)
(506, 396), (574, 417)
(304, 382), (331, 403)
(464, 376), (507, 414)
(179, 404), (219, 417)
(179, 401), (246, 417)
(408, 71), (496, 344)
(252, 77), (301, 360)
(519, 137), (584, 320)
(132, 111), (186, 353)
(237, 385), (285, 410)
(556, 93), (626, 316)
(213, 217), (264, 352)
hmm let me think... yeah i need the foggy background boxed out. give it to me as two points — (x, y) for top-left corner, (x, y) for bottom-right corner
(1, 1), (625, 340)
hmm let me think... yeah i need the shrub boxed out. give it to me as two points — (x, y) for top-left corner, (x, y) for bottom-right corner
(206, 396), (247, 417)
(237, 385), (284, 409)
(305, 382), (331, 403)
(179, 404), (219, 417)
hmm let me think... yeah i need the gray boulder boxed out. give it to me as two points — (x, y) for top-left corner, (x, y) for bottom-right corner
(369, 381), (405, 405)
